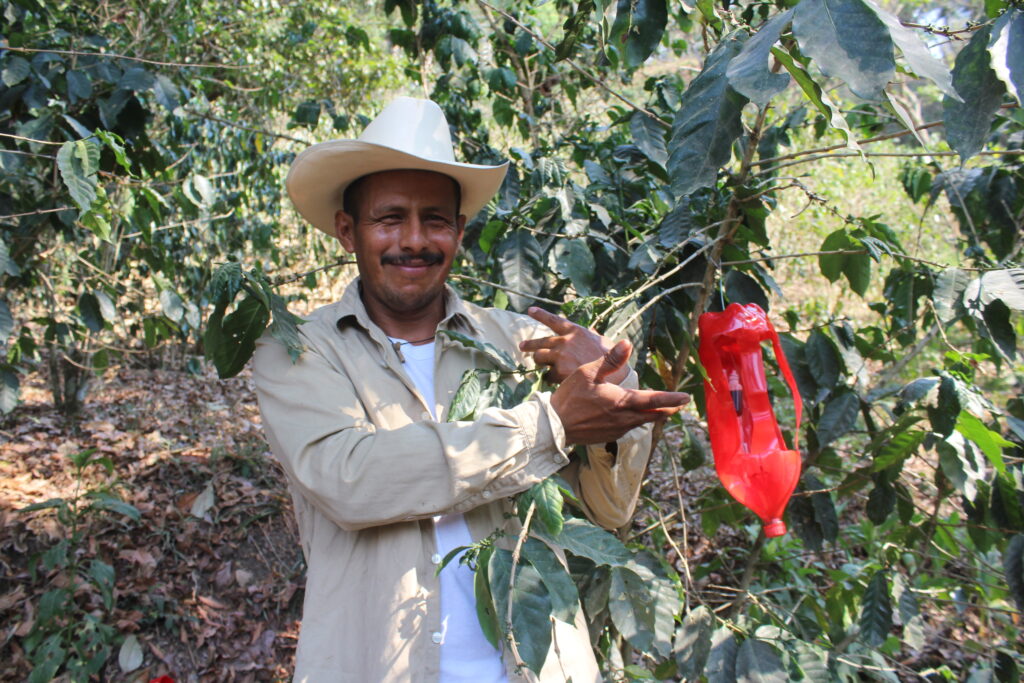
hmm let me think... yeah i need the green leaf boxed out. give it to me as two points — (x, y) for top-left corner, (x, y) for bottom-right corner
(772, 46), (860, 149)
(522, 538), (579, 622)
(0, 368), (19, 414)
(859, 569), (893, 646)
(66, 69), (93, 101)
(805, 330), (840, 390)
(865, 0), (956, 98)
(0, 299), (14, 343)
(867, 477), (895, 524)
(2, 56), (30, 87)
(724, 270), (769, 311)
(78, 292), (104, 332)
(89, 559), (116, 610)
(929, 377), (963, 440)
(267, 291), (305, 362)
(473, 544), (501, 649)
(674, 605), (714, 679)
(816, 389), (860, 447)
(552, 238), (596, 297)
(872, 429), (925, 471)
(0, 238), (20, 277)
(933, 268), (971, 323)
(95, 129), (132, 175)
(843, 252), (872, 296)
(944, 25), (1005, 164)
(537, 517), (632, 566)
(963, 269), (1024, 313)
(705, 625), (739, 683)
(57, 139), (101, 215)
(1003, 534), (1024, 611)
(118, 634), (143, 673)
(736, 638), (786, 682)
(495, 230), (545, 312)
(20, 497), (66, 513)
(160, 289), (184, 323)
(210, 263), (244, 303)
(530, 478), (564, 537)
(792, 0), (894, 99)
(555, 0), (595, 61)
(204, 294), (270, 379)
(610, 0), (668, 67)
(726, 9), (794, 106)
(489, 550), (553, 674)
(983, 300), (1017, 360)
(609, 565), (657, 653)
(119, 66), (155, 92)
(957, 412), (1012, 475)
(439, 329), (518, 372)
(449, 370), (483, 421)
(630, 110), (669, 166)
(988, 9), (1024, 105)
(669, 32), (749, 198)
(89, 493), (141, 521)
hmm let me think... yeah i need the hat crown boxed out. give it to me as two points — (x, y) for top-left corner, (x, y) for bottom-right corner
(358, 97), (456, 163)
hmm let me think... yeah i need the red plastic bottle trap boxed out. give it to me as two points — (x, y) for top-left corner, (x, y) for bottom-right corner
(698, 303), (803, 537)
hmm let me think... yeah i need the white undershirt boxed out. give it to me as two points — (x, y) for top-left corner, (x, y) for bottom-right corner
(388, 337), (508, 683)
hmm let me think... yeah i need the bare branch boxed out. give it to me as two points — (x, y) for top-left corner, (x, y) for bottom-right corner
(3, 46), (250, 69)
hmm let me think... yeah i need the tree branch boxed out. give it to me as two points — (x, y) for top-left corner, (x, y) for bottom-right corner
(3, 46), (250, 69)
(474, 0), (670, 128)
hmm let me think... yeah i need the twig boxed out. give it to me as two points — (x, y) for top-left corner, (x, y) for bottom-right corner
(475, 0), (670, 128)
(0, 206), (73, 221)
(273, 259), (357, 286)
(607, 281), (704, 340)
(0, 132), (66, 146)
(121, 211), (234, 239)
(726, 529), (767, 619)
(722, 248), (995, 271)
(2, 46), (250, 70)
(753, 119), (946, 169)
(449, 273), (562, 306)
(181, 108), (309, 144)
(592, 230), (719, 328)
(505, 500), (535, 670)
(761, 148), (1024, 175)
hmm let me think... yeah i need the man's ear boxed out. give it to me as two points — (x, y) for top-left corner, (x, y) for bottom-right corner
(456, 214), (467, 244)
(334, 210), (357, 253)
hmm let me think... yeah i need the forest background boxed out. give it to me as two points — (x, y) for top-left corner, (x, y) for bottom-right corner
(1, 0), (1023, 680)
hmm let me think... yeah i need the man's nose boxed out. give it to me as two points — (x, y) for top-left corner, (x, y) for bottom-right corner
(397, 217), (429, 250)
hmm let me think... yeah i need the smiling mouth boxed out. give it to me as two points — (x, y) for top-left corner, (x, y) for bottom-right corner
(381, 252), (444, 268)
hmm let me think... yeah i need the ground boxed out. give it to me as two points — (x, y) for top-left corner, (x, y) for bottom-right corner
(1, 364), (303, 682)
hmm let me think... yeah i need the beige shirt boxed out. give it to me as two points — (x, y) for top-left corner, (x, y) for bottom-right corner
(253, 280), (652, 682)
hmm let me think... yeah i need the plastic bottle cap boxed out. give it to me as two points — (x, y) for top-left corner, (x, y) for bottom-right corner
(763, 519), (787, 537)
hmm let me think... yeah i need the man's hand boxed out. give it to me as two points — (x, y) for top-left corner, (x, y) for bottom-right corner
(551, 340), (690, 446)
(519, 307), (628, 385)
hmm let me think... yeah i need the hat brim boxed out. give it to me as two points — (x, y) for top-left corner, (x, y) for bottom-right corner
(286, 140), (509, 235)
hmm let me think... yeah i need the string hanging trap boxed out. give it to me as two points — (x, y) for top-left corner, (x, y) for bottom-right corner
(698, 303), (803, 537)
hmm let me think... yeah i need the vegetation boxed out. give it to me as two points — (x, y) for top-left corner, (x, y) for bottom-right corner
(2, 0), (1023, 680)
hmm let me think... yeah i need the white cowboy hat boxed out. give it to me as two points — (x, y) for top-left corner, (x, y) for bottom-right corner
(286, 97), (509, 235)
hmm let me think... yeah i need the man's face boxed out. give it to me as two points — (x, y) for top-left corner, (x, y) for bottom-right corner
(334, 170), (466, 319)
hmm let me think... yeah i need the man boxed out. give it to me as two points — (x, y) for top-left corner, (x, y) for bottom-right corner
(254, 97), (689, 682)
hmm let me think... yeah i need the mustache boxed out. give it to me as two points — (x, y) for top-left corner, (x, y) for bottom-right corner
(381, 251), (445, 266)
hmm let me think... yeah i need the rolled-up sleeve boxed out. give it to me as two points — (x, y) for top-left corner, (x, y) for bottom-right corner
(254, 334), (569, 531)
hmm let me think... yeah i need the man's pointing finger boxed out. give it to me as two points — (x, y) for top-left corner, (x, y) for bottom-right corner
(527, 306), (577, 334)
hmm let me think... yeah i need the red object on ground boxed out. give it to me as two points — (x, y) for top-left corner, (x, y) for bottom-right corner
(698, 303), (803, 537)
(150, 677), (175, 683)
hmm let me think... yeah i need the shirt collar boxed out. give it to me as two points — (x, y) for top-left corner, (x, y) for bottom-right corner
(335, 277), (481, 338)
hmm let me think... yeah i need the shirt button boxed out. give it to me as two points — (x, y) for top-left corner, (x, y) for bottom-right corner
(431, 553), (442, 564)
(432, 631), (443, 644)
(421, 411), (431, 420)
(481, 490), (492, 499)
